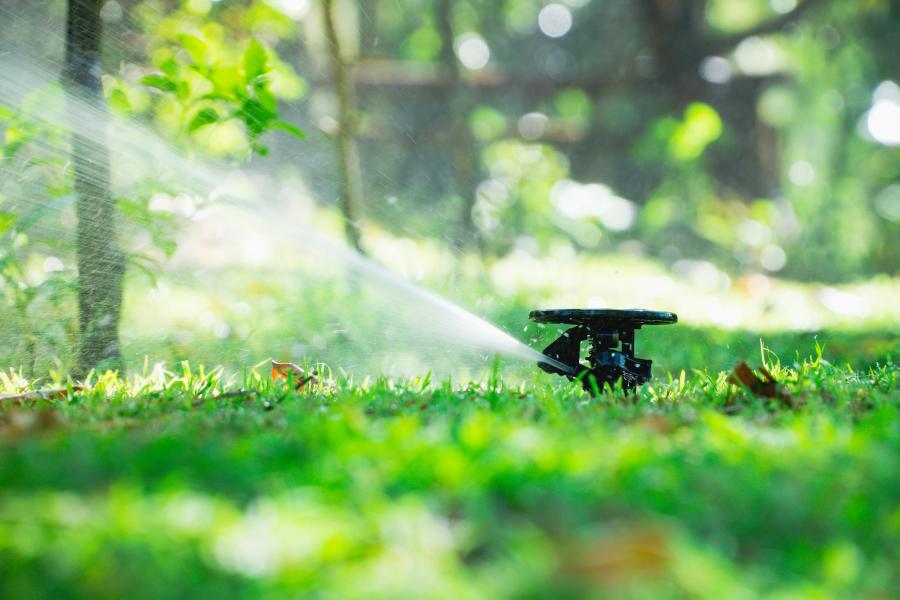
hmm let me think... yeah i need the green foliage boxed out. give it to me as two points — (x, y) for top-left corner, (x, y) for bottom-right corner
(403, 24), (442, 61)
(667, 103), (724, 162)
(0, 1), (313, 374)
(553, 87), (592, 126)
(0, 355), (897, 598)
(469, 106), (507, 141)
(2, 0), (898, 282)
(476, 140), (569, 252)
(0, 82), (203, 368)
(0, 88), (78, 373)
(120, 2), (306, 157)
(357, 0), (899, 280)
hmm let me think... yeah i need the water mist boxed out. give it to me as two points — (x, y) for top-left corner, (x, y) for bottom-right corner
(0, 57), (571, 378)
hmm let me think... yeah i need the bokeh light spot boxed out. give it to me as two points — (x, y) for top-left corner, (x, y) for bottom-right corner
(267, 0), (310, 20)
(455, 34), (490, 70)
(551, 180), (636, 231)
(517, 112), (548, 140)
(699, 56), (731, 84)
(735, 37), (782, 76)
(538, 4), (573, 38)
(43, 256), (64, 273)
(865, 90), (900, 147)
(874, 184), (900, 222)
(770, 0), (797, 14)
(760, 244), (787, 271)
(788, 160), (815, 187)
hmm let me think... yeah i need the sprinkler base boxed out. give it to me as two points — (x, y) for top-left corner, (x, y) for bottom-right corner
(529, 309), (677, 393)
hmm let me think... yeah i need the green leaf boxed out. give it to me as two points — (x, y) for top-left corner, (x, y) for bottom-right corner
(175, 80), (192, 100)
(126, 253), (160, 286)
(268, 120), (306, 140)
(237, 99), (276, 137)
(141, 74), (177, 93)
(108, 88), (131, 113)
(178, 34), (208, 66)
(160, 58), (178, 78)
(116, 198), (147, 221)
(187, 108), (220, 132)
(209, 66), (242, 100)
(0, 211), (16, 235)
(3, 139), (25, 161)
(244, 39), (268, 83)
(254, 82), (277, 113)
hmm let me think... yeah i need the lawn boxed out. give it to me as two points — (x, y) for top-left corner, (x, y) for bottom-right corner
(1, 347), (897, 599)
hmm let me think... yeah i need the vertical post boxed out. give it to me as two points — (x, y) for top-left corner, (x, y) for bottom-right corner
(63, 0), (125, 373)
(322, 0), (366, 254)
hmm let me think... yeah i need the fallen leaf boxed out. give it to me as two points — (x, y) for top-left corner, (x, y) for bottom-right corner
(272, 360), (316, 390)
(561, 525), (671, 583)
(0, 408), (62, 441)
(728, 362), (793, 406)
(638, 414), (672, 434)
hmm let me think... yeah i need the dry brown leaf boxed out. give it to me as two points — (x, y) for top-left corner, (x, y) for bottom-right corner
(0, 408), (62, 441)
(728, 361), (787, 398)
(638, 415), (672, 434)
(561, 525), (671, 583)
(271, 360), (316, 390)
(728, 361), (793, 406)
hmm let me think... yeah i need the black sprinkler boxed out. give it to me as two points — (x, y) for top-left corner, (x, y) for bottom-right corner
(529, 309), (677, 393)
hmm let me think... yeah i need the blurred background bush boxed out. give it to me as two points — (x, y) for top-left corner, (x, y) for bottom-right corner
(5, 0), (899, 276)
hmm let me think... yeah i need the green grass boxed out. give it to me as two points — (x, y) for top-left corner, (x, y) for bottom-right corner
(1, 348), (898, 599)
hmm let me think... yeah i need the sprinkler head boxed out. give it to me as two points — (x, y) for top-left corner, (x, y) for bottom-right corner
(529, 309), (677, 393)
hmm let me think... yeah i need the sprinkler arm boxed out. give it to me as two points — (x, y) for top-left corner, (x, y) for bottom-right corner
(538, 325), (587, 376)
(530, 309), (677, 393)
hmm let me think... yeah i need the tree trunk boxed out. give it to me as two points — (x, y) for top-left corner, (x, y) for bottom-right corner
(63, 0), (125, 373)
(436, 0), (481, 251)
(322, 0), (365, 254)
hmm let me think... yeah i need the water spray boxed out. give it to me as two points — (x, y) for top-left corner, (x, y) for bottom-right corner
(0, 57), (644, 382)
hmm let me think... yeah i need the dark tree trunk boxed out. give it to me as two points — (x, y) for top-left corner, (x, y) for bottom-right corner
(323, 0), (366, 254)
(63, 0), (125, 373)
(436, 0), (481, 251)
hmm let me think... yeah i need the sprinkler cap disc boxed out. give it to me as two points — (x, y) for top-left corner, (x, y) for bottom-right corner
(529, 308), (677, 326)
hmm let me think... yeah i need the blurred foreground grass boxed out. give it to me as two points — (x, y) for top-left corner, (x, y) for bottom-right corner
(1, 350), (898, 598)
